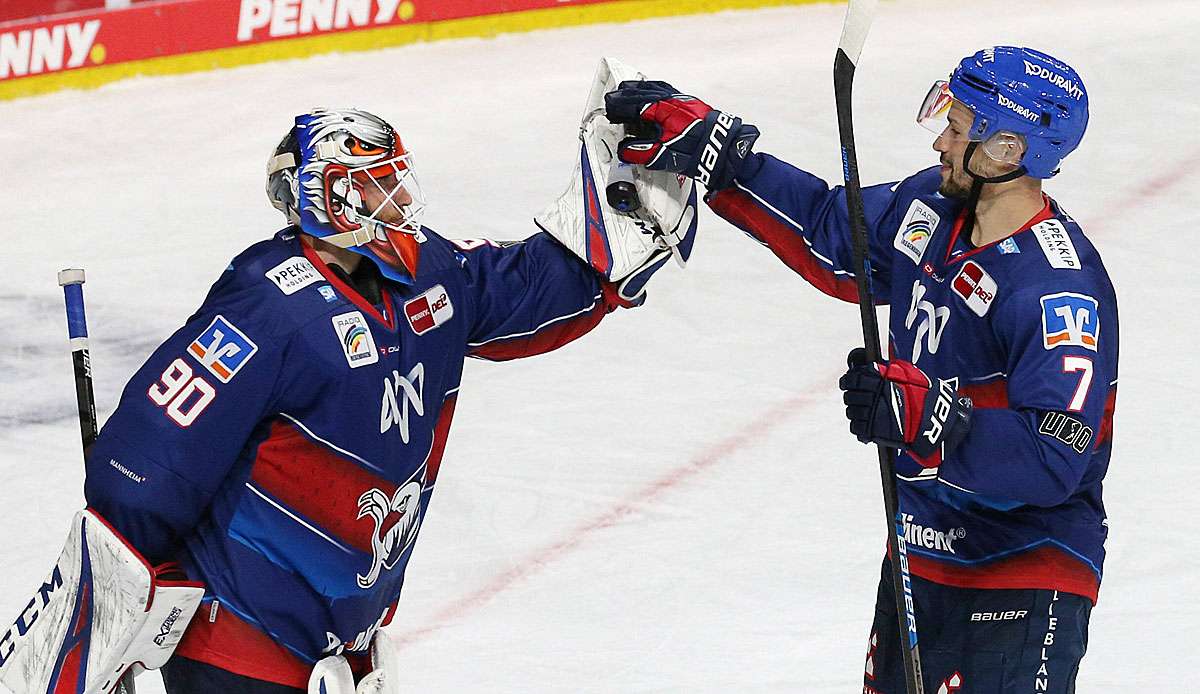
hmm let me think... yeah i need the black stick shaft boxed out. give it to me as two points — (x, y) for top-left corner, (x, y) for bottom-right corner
(58, 269), (137, 694)
(833, 3), (925, 692)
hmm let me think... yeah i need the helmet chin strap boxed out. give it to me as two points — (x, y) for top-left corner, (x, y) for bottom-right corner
(959, 140), (1027, 243)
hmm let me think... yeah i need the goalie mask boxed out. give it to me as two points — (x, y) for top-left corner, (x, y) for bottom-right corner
(266, 108), (427, 283)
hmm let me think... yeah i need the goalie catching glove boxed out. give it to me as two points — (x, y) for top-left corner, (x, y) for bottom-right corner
(536, 58), (699, 305)
(604, 80), (760, 193)
(0, 509), (203, 694)
(839, 348), (973, 468)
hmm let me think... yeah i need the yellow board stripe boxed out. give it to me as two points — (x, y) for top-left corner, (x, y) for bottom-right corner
(0, 0), (830, 101)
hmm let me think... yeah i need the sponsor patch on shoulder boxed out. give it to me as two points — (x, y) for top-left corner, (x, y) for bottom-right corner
(1040, 292), (1099, 351)
(1031, 220), (1080, 270)
(404, 285), (454, 335)
(187, 315), (258, 383)
(265, 256), (322, 295)
(894, 200), (940, 264)
(332, 311), (379, 368)
(951, 261), (997, 317)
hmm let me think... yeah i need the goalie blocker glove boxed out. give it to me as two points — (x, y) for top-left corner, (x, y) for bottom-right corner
(604, 80), (759, 192)
(839, 347), (973, 467)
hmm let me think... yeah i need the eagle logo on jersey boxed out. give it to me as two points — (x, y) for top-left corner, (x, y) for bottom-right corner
(356, 480), (423, 589)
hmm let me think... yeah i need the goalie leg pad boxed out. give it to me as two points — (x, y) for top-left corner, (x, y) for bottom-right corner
(0, 509), (204, 694)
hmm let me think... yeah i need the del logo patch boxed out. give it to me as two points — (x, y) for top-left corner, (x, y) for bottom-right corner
(1040, 292), (1099, 351)
(403, 285), (454, 335)
(894, 200), (940, 264)
(187, 316), (258, 383)
(332, 311), (379, 368)
(951, 261), (997, 317)
(265, 256), (321, 295)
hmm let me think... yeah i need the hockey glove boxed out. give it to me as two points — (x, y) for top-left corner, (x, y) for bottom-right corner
(839, 348), (973, 467)
(604, 80), (759, 192)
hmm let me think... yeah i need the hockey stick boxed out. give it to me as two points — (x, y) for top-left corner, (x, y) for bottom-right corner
(57, 269), (137, 694)
(832, 3), (925, 693)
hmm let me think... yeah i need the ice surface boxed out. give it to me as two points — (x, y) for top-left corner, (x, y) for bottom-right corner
(1, 0), (1196, 690)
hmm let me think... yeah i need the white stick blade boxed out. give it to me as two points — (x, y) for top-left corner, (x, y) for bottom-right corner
(837, 0), (879, 65)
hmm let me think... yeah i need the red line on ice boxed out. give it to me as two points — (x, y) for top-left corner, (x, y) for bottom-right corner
(1082, 146), (1200, 233)
(392, 392), (815, 650)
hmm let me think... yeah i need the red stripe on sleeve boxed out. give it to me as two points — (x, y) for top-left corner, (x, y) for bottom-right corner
(959, 379), (1009, 409)
(1095, 387), (1117, 449)
(709, 188), (860, 303)
(469, 285), (619, 361)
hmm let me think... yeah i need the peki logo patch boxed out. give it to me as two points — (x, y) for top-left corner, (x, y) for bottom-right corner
(187, 316), (258, 383)
(1040, 292), (1099, 351)
(356, 480), (423, 589)
(403, 285), (454, 335)
(951, 261), (997, 317)
(0, 20), (101, 80)
(894, 200), (940, 264)
(1031, 219), (1080, 270)
(332, 312), (378, 368)
(264, 256), (321, 295)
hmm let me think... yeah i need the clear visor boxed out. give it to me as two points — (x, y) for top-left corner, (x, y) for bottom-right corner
(333, 152), (427, 239)
(916, 80), (1025, 167)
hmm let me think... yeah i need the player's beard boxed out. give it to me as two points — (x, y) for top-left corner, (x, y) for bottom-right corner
(938, 157), (973, 200)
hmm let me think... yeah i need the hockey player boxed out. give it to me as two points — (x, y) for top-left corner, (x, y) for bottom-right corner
(0, 89), (697, 693)
(605, 47), (1116, 693)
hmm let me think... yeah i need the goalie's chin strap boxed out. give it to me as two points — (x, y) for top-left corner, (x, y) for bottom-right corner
(959, 141), (1027, 242)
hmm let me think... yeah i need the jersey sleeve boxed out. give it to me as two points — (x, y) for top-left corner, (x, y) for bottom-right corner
(456, 232), (627, 361)
(937, 275), (1118, 507)
(84, 293), (289, 563)
(706, 152), (907, 304)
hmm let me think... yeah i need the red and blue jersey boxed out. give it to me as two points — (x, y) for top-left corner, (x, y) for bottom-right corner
(83, 227), (629, 687)
(710, 154), (1118, 603)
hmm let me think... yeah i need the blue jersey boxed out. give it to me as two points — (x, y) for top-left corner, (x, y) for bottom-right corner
(710, 154), (1118, 602)
(83, 227), (628, 685)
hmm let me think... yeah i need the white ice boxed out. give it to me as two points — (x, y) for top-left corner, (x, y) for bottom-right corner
(1, 0), (1197, 691)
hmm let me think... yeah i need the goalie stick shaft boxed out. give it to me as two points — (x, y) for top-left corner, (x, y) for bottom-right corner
(58, 269), (98, 452)
(832, 3), (925, 693)
(57, 269), (138, 694)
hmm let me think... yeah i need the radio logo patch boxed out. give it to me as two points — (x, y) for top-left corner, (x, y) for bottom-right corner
(951, 261), (997, 317)
(404, 285), (454, 336)
(1040, 292), (1099, 351)
(332, 311), (379, 368)
(894, 200), (940, 264)
(187, 316), (258, 383)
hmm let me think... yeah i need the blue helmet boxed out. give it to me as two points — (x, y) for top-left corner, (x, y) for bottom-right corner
(949, 46), (1088, 179)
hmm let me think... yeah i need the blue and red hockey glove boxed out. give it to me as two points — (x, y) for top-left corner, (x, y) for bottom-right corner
(604, 80), (759, 192)
(838, 348), (973, 467)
